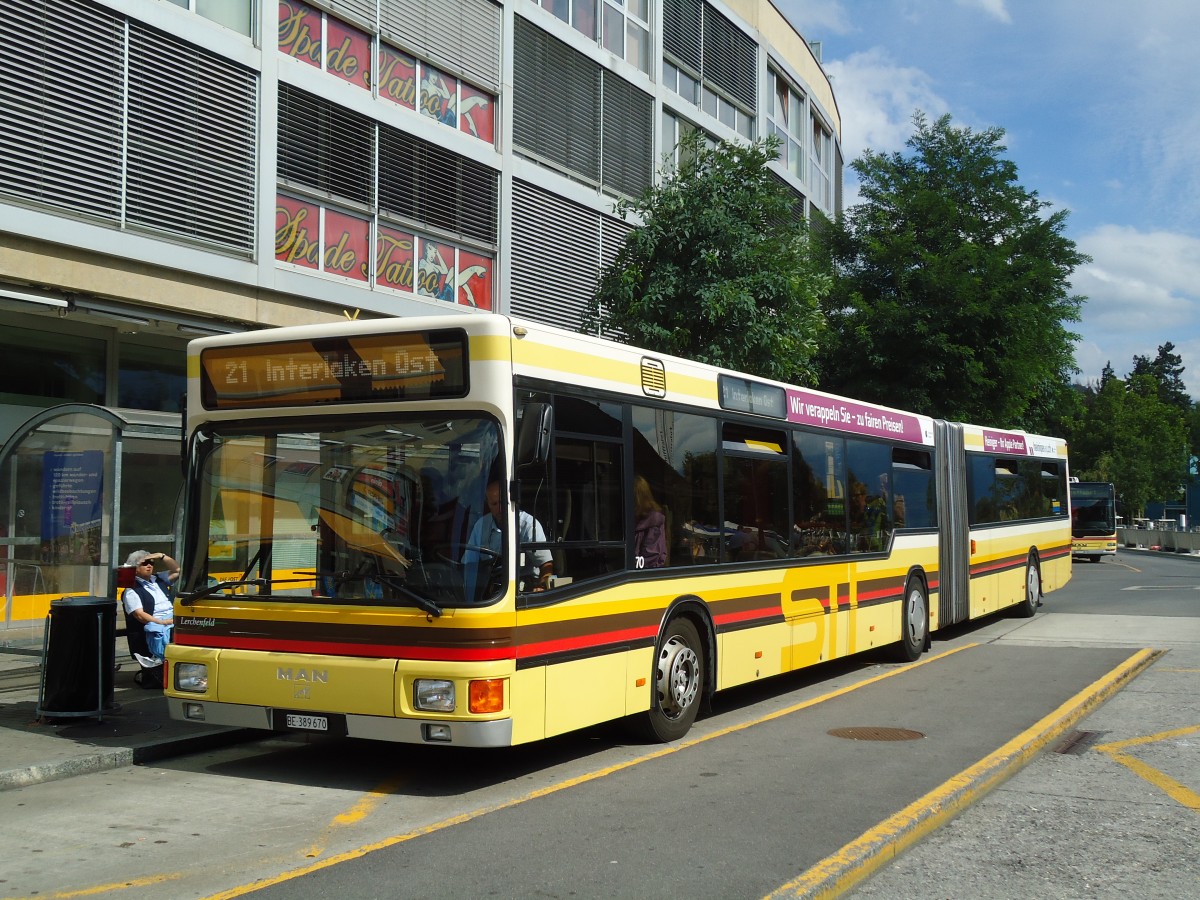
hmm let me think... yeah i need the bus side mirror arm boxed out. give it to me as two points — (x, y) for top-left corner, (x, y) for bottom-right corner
(516, 402), (553, 470)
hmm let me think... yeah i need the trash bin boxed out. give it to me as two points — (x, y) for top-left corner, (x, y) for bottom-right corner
(36, 596), (118, 719)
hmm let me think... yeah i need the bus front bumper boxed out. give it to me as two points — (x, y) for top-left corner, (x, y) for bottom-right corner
(167, 697), (514, 747)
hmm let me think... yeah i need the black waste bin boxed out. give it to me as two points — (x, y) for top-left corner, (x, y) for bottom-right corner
(36, 596), (118, 719)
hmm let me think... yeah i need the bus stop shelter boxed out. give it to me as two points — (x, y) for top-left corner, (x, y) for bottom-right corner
(0, 404), (182, 634)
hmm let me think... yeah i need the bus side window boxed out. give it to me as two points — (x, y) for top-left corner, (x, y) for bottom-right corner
(792, 431), (845, 556)
(632, 406), (719, 568)
(845, 438), (892, 553)
(892, 447), (935, 529)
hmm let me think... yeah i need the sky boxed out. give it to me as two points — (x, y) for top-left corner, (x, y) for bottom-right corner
(775, 0), (1200, 395)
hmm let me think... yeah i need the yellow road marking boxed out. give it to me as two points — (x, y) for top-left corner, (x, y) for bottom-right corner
(1095, 725), (1200, 810)
(199, 645), (980, 899)
(302, 773), (410, 859)
(10, 873), (183, 899)
(762, 647), (1165, 900)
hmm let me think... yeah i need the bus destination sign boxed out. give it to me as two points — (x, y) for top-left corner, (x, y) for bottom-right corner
(200, 329), (468, 409)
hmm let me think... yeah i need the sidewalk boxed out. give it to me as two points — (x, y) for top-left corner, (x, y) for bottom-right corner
(0, 623), (252, 791)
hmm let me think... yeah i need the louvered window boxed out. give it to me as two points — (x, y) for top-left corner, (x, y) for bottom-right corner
(602, 77), (654, 198)
(662, 0), (756, 133)
(0, 0), (258, 254)
(701, 6), (755, 109)
(513, 16), (652, 198)
(325, 0), (377, 28)
(513, 17), (602, 185)
(769, 172), (807, 226)
(0, 0), (124, 221)
(379, 0), (502, 92)
(662, 0), (702, 72)
(510, 179), (630, 329)
(278, 84), (373, 207)
(127, 23), (257, 251)
(378, 127), (498, 244)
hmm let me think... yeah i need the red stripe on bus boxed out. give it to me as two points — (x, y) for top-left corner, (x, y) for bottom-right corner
(175, 633), (517, 661)
(515, 624), (659, 660)
(713, 605), (781, 626)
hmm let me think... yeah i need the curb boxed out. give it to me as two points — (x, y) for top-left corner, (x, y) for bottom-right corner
(0, 726), (258, 792)
(764, 646), (1166, 899)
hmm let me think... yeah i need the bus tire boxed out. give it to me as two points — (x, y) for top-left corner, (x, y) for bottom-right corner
(892, 576), (928, 662)
(632, 617), (705, 742)
(1016, 555), (1040, 618)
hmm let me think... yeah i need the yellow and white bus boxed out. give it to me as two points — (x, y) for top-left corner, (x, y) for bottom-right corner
(166, 314), (1071, 745)
(1070, 481), (1118, 562)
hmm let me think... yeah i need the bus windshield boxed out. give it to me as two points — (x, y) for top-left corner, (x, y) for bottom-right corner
(184, 415), (501, 610)
(1071, 482), (1116, 536)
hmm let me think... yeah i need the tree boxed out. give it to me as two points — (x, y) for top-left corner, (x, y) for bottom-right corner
(586, 132), (829, 384)
(815, 113), (1088, 428)
(1130, 342), (1190, 416)
(1072, 371), (1188, 516)
(1113, 375), (1188, 515)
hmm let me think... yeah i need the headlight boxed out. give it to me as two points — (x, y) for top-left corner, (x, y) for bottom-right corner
(414, 678), (455, 712)
(175, 662), (209, 693)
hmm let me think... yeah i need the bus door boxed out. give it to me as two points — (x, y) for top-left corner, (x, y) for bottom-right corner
(935, 421), (970, 626)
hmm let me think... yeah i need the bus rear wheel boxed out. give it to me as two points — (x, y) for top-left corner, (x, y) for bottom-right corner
(632, 617), (705, 743)
(1015, 555), (1040, 618)
(891, 576), (927, 662)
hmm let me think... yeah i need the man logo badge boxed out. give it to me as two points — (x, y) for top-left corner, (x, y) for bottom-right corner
(276, 667), (329, 683)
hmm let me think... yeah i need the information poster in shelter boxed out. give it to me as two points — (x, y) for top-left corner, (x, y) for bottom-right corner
(41, 450), (104, 564)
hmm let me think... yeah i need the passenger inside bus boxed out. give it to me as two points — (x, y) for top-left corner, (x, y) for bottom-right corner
(633, 475), (667, 568)
(848, 476), (890, 552)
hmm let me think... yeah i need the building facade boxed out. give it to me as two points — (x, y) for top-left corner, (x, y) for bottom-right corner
(0, 0), (842, 445)
(0, 0), (841, 623)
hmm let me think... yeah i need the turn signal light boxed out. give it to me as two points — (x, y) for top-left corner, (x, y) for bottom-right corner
(469, 678), (505, 714)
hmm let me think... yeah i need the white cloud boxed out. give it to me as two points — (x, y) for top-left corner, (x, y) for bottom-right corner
(825, 49), (949, 164)
(958, 0), (1011, 24)
(777, 0), (854, 35)
(1072, 226), (1200, 391)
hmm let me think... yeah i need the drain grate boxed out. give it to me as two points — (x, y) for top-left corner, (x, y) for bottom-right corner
(828, 726), (925, 742)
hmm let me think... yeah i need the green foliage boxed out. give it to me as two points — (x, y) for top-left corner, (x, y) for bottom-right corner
(585, 132), (828, 384)
(814, 112), (1087, 428)
(1130, 342), (1190, 416)
(1071, 369), (1188, 516)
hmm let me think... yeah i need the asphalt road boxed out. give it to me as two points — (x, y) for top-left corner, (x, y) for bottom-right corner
(2, 549), (1196, 900)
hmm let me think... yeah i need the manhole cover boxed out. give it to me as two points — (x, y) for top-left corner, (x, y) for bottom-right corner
(828, 726), (925, 741)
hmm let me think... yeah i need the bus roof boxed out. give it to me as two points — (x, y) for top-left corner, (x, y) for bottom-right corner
(186, 313), (1066, 455)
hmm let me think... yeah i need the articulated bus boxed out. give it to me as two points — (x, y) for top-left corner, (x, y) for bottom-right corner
(1070, 481), (1117, 562)
(166, 315), (1071, 746)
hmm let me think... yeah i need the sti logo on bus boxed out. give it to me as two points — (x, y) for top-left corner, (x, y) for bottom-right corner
(277, 667), (328, 684)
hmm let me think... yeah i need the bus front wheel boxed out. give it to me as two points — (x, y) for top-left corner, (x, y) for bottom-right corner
(633, 617), (705, 742)
(892, 576), (928, 662)
(1016, 555), (1040, 618)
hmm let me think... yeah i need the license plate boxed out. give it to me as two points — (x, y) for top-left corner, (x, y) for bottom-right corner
(285, 713), (328, 732)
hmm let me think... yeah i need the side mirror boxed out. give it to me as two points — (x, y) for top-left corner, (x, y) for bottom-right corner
(516, 402), (552, 469)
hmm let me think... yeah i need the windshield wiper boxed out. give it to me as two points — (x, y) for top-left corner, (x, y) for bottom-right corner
(373, 572), (443, 618)
(293, 570), (443, 618)
(179, 577), (268, 602)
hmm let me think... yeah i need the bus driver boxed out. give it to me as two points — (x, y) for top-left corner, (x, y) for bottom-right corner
(462, 479), (553, 598)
